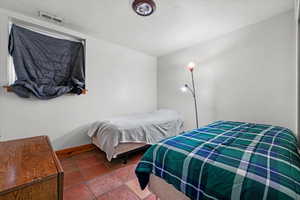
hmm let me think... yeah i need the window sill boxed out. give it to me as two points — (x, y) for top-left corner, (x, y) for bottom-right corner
(3, 86), (12, 92)
(2, 86), (88, 95)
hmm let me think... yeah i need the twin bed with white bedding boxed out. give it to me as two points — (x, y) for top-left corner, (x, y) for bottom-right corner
(87, 109), (184, 161)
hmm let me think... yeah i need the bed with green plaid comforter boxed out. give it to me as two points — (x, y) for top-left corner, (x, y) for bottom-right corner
(135, 121), (300, 200)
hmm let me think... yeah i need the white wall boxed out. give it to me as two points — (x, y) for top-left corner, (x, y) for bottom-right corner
(0, 10), (157, 149)
(158, 11), (297, 134)
(0, 9), (297, 149)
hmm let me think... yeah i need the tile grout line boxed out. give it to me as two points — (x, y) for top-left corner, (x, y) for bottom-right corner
(61, 150), (145, 199)
(86, 182), (97, 200)
(123, 184), (143, 200)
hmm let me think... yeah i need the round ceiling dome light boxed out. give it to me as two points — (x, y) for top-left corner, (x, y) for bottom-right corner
(132, 0), (156, 16)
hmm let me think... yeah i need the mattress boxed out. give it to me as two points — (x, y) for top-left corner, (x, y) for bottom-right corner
(136, 121), (300, 200)
(148, 174), (189, 200)
(87, 109), (184, 161)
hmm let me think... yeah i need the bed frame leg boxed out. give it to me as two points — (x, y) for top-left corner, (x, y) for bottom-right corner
(123, 155), (128, 164)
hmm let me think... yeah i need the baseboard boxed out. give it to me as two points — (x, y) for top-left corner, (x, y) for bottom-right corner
(55, 144), (97, 159)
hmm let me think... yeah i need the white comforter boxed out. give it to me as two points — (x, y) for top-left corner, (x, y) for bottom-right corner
(87, 109), (184, 161)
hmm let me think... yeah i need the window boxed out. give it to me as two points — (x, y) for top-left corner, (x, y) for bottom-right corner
(7, 21), (86, 99)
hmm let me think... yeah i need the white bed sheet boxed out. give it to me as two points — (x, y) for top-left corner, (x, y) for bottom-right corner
(87, 109), (184, 161)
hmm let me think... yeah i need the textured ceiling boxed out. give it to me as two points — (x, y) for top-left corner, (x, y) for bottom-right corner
(0, 0), (294, 56)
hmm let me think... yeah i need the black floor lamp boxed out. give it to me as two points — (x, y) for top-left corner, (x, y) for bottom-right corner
(181, 62), (199, 129)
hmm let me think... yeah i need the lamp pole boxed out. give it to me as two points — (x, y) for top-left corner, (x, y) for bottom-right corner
(182, 62), (199, 129)
(190, 69), (199, 129)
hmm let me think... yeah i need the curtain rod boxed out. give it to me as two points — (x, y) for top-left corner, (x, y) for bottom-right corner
(10, 18), (85, 43)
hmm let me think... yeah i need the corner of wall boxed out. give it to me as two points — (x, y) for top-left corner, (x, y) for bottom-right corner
(0, 13), (8, 86)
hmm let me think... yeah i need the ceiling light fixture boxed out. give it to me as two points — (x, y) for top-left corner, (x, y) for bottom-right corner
(132, 0), (156, 17)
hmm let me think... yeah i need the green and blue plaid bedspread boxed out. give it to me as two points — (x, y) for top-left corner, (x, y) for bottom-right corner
(135, 121), (300, 200)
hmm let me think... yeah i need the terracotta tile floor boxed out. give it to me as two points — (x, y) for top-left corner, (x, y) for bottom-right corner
(59, 148), (154, 200)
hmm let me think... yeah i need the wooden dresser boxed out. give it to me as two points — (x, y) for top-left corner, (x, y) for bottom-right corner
(0, 136), (64, 200)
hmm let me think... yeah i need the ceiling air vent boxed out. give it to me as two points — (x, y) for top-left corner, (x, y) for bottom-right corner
(38, 11), (64, 24)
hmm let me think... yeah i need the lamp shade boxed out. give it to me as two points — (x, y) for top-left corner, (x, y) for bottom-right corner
(180, 86), (188, 92)
(187, 62), (196, 71)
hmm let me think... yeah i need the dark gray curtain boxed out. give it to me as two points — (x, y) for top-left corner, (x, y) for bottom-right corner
(9, 25), (85, 99)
